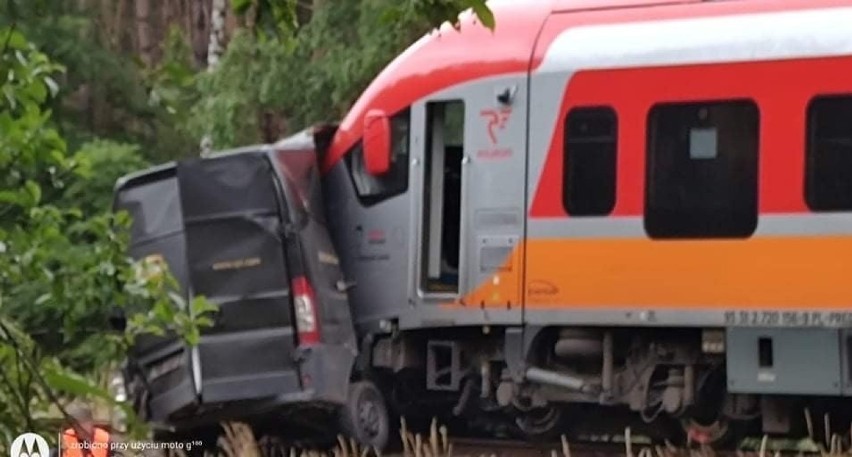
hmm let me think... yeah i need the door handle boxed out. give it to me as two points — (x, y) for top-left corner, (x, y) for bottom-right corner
(336, 279), (356, 292)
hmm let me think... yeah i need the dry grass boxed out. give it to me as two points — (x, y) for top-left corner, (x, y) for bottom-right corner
(625, 410), (852, 457)
(163, 418), (451, 457)
(400, 418), (452, 457)
(159, 410), (852, 457)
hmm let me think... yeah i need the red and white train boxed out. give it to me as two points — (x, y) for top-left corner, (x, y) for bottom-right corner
(117, 0), (852, 449)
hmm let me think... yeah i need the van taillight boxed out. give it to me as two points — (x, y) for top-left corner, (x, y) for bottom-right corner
(291, 276), (320, 345)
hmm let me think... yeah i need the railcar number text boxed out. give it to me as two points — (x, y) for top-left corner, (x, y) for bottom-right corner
(724, 310), (852, 327)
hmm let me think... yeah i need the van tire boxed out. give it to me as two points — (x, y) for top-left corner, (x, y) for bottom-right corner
(127, 374), (150, 421)
(339, 381), (391, 451)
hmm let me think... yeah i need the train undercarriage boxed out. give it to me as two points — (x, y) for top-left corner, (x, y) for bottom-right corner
(366, 326), (852, 446)
(127, 294), (852, 453)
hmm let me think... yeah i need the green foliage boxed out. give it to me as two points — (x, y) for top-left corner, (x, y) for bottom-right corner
(144, 27), (199, 147)
(239, 0), (494, 38)
(121, 256), (218, 347)
(194, 0), (451, 149)
(0, 27), (214, 450)
(0, 317), (78, 444)
(0, 1), (495, 448)
(384, 0), (495, 30)
(233, 0), (300, 38)
(186, 0), (496, 150)
(0, 0), (197, 162)
(283, 0), (427, 122)
(187, 30), (274, 147)
(63, 140), (149, 216)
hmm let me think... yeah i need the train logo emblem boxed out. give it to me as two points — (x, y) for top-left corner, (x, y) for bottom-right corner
(480, 107), (512, 145)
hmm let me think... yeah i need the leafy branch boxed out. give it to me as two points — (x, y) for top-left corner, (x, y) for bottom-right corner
(232, 0), (494, 39)
(0, 26), (216, 451)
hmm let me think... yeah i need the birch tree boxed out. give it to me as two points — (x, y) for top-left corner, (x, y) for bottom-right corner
(208, 0), (228, 68)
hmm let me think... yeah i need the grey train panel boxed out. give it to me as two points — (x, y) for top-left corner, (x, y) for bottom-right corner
(323, 163), (413, 328)
(322, 75), (531, 331)
(726, 327), (843, 395)
(398, 308), (525, 331)
(527, 214), (852, 239)
(408, 76), (528, 317)
(843, 329), (852, 395)
(524, 309), (852, 328)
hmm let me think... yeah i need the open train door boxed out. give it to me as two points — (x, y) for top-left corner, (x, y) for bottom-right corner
(176, 152), (302, 404)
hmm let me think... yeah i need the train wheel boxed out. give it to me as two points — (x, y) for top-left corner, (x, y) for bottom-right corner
(680, 418), (731, 445)
(516, 406), (566, 440)
(676, 368), (755, 447)
(339, 381), (391, 451)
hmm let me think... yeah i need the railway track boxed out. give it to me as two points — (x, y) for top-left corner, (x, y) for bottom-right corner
(444, 436), (738, 457)
(415, 434), (838, 457)
(161, 419), (849, 457)
(450, 437), (626, 457)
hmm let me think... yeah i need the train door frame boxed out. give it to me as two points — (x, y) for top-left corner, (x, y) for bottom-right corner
(417, 99), (468, 298)
(403, 77), (528, 328)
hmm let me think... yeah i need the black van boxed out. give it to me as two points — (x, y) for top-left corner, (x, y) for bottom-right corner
(112, 128), (391, 448)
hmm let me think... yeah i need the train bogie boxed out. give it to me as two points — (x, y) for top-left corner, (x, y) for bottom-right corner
(364, 325), (852, 442)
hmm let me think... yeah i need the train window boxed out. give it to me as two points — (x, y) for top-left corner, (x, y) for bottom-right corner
(806, 95), (852, 211)
(563, 107), (617, 216)
(347, 108), (411, 205)
(645, 100), (759, 239)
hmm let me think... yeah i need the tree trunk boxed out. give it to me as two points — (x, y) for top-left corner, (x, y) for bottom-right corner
(207, 0), (227, 69)
(161, 0), (172, 31)
(260, 110), (288, 143)
(200, 0), (227, 156)
(225, 5), (239, 38)
(113, 0), (127, 49)
(134, 0), (155, 66)
(296, 0), (313, 26)
(190, 0), (211, 67)
(158, 0), (172, 53)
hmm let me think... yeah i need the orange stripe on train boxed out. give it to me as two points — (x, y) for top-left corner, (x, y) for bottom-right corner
(524, 236), (852, 309)
(445, 236), (852, 309)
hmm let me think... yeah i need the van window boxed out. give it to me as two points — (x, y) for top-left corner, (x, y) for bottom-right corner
(348, 109), (411, 205)
(563, 107), (617, 216)
(806, 95), (852, 211)
(645, 100), (759, 239)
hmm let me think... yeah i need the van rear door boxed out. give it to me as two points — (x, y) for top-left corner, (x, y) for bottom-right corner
(176, 153), (301, 403)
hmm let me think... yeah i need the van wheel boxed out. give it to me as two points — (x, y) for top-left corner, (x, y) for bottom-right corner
(127, 374), (150, 421)
(339, 381), (391, 451)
